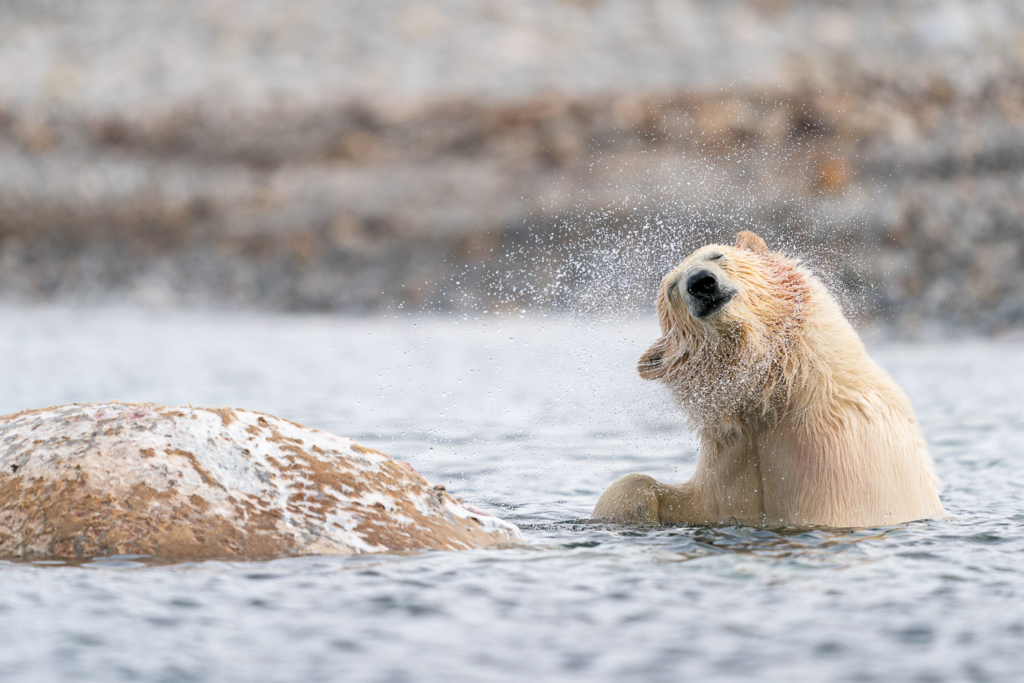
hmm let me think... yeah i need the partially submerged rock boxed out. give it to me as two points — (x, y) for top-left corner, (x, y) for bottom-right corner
(0, 402), (522, 560)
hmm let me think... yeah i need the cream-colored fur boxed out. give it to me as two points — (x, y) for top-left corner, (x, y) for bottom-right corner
(593, 231), (945, 528)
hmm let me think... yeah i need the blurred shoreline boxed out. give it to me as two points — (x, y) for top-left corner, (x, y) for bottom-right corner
(1, 1), (1023, 331)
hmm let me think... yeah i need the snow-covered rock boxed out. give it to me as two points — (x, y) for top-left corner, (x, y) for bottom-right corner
(0, 402), (522, 560)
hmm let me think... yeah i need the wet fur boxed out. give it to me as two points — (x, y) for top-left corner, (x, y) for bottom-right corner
(594, 231), (945, 528)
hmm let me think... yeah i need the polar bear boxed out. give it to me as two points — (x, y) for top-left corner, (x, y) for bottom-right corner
(593, 231), (945, 528)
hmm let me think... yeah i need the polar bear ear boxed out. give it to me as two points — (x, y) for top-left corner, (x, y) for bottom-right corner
(735, 231), (769, 254)
(638, 337), (671, 380)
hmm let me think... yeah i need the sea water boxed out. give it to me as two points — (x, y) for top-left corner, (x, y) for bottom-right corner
(0, 306), (1021, 682)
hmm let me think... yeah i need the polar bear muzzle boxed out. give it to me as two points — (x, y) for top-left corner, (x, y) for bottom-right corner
(684, 268), (736, 318)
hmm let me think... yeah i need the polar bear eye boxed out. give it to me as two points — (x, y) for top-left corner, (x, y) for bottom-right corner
(708, 253), (724, 261)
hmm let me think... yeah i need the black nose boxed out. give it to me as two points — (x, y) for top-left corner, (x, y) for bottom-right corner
(686, 270), (719, 299)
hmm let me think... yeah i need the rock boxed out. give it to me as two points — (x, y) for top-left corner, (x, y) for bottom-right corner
(0, 402), (522, 560)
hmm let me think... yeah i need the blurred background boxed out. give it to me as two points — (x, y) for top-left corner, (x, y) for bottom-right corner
(1, 0), (1023, 331)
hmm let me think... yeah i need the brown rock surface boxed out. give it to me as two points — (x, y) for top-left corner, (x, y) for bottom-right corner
(0, 402), (522, 560)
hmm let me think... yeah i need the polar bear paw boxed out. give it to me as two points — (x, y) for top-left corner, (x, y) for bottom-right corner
(592, 473), (661, 524)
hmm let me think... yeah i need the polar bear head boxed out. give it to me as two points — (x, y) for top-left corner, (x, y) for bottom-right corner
(638, 231), (814, 421)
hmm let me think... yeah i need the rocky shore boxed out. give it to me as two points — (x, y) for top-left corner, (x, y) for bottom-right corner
(1, 0), (1023, 330)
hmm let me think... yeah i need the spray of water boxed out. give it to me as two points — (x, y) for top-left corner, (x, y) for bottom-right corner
(420, 95), (877, 326)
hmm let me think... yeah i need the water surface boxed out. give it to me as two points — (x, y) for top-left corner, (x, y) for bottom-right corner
(0, 307), (1021, 682)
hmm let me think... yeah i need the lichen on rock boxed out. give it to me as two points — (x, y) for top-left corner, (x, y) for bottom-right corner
(0, 402), (522, 560)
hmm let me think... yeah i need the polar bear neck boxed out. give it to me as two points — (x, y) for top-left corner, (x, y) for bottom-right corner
(665, 306), (815, 430)
(666, 323), (805, 431)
